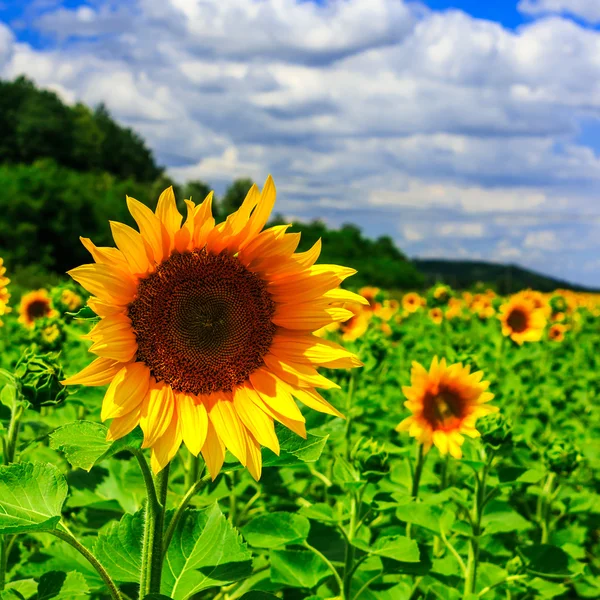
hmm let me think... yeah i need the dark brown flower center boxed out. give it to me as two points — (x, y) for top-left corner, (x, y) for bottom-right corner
(423, 386), (466, 429)
(128, 249), (277, 395)
(27, 299), (51, 320)
(507, 308), (528, 333)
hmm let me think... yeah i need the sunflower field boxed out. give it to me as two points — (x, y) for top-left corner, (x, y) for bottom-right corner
(0, 180), (599, 600)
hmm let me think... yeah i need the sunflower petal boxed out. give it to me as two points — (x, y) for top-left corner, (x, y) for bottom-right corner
(178, 393), (209, 456)
(61, 357), (122, 386)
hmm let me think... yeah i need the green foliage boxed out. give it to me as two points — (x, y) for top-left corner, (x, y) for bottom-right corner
(0, 77), (161, 181)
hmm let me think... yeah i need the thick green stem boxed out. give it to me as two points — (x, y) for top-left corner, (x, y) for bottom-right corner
(303, 541), (343, 597)
(184, 453), (201, 491)
(406, 443), (425, 540)
(51, 528), (123, 600)
(139, 463), (170, 599)
(540, 473), (555, 544)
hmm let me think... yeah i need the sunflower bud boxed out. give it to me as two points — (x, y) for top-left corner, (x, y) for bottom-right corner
(351, 437), (389, 483)
(544, 439), (580, 475)
(550, 295), (568, 314)
(506, 555), (523, 575)
(14, 348), (68, 411)
(478, 413), (513, 450)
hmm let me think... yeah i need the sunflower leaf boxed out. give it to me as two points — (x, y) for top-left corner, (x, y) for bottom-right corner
(49, 421), (112, 472)
(35, 571), (89, 600)
(242, 512), (310, 548)
(161, 504), (253, 600)
(269, 549), (330, 589)
(0, 462), (67, 534)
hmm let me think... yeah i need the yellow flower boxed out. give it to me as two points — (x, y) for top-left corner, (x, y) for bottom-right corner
(548, 323), (566, 343)
(61, 289), (84, 311)
(340, 304), (371, 341)
(374, 299), (399, 320)
(515, 289), (551, 318)
(358, 286), (381, 311)
(498, 296), (546, 345)
(429, 307), (443, 325)
(18, 290), (57, 328)
(0, 257), (11, 327)
(63, 178), (364, 477)
(396, 357), (496, 458)
(402, 292), (422, 314)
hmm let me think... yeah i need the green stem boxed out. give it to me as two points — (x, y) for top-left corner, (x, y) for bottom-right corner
(184, 453), (201, 491)
(353, 572), (383, 600)
(540, 473), (555, 544)
(303, 541), (343, 597)
(51, 527), (123, 600)
(406, 443), (426, 540)
(342, 492), (359, 599)
(344, 372), (356, 460)
(478, 574), (528, 597)
(139, 464), (170, 599)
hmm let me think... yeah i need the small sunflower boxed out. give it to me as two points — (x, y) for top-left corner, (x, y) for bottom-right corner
(396, 357), (496, 458)
(61, 289), (84, 311)
(548, 323), (566, 343)
(340, 303), (371, 341)
(374, 299), (399, 321)
(63, 178), (363, 477)
(19, 290), (57, 328)
(0, 257), (11, 326)
(498, 296), (546, 345)
(429, 307), (443, 325)
(402, 292), (422, 314)
(358, 286), (381, 312)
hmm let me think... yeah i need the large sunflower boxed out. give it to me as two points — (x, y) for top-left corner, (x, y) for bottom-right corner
(0, 257), (11, 326)
(63, 178), (363, 477)
(18, 289), (56, 328)
(498, 295), (546, 345)
(396, 357), (496, 458)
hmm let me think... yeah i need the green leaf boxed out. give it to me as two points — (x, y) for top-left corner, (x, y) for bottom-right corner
(397, 501), (455, 534)
(161, 504), (253, 600)
(298, 503), (344, 524)
(521, 544), (571, 576)
(497, 467), (545, 485)
(242, 512), (310, 548)
(262, 427), (329, 468)
(238, 594), (279, 600)
(0, 463), (67, 534)
(67, 306), (99, 322)
(49, 422), (112, 472)
(93, 511), (144, 583)
(482, 502), (531, 535)
(5, 580), (37, 600)
(352, 535), (419, 562)
(332, 456), (361, 484)
(528, 578), (568, 598)
(35, 572), (89, 600)
(269, 549), (329, 589)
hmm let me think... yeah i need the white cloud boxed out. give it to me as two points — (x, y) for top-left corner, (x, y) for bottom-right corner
(2, 0), (600, 285)
(524, 230), (562, 250)
(518, 0), (600, 24)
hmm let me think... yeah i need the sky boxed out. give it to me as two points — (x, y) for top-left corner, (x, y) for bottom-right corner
(2, 0), (600, 287)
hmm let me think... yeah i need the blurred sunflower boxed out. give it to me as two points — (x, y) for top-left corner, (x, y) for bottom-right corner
(18, 289), (57, 328)
(340, 303), (371, 341)
(402, 292), (422, 314)
(63, 178), (363, 477)
(358, 286), (381, 312)
(429, 307), (443, 325)
(396, 357), (496, 458)
(498, 296), (546, 345)
(374, 298), (399, 320)
(0, 257), (10, 327)
(548, 323), (566, 343)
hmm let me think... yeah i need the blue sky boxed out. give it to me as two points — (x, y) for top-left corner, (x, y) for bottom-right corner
(1, 0), (600, 287)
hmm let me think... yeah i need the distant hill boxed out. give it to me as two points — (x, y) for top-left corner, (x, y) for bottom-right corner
(413, 259), (599, 294)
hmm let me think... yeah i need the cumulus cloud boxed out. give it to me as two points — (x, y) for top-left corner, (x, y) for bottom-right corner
(518, 0), (600, 24)
(1, 0), (600, 285)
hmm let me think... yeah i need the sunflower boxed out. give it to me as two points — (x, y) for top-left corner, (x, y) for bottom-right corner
(428, 307), (443, 325)
(18, 289), (57, 328)
(358, 286), (381, 312)
(0, 257), (10, 326)
(61, 289), (84, 311)
(548, 323), (566, 343)
(340, 303), (371, 341)
(62, 178), (363, 477)
(402, 292), (422, 314)
(498, 295), (546, 345)
(374, 299), (399, 321)
(396, 357), (496, 458)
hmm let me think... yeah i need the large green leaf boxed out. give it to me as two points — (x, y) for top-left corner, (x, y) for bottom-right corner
(49, 421), (143, 471)
(49, 422), (112, 472)
(161, 505), (253, 600)
(396, 501), (454, 535)
(269, 549), (330, 589)
(521, 544), (571, 576)
(93, 511), (144, 583)
(352, 535), (420, 562)
(0, 463), (67, 534)
(242, 512), (310, 548)
(262, 427), (329, 468)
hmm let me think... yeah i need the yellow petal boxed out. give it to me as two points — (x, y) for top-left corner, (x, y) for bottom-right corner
(178, 393), (208, 456)
(87, 297), (125, 318)
(262, 354), (340, 390)
(79, 237), (128, 270)
(61, 357), (122, 386)
(68, 264), (136, 305)
(110, 221), (151, 275)
(207, 393), (247, 465)
(201, 420), (225, 480)
(101, 362), (151, 421)
(107, 405), (142, 442)
(249, 370), (305, 421)
(140, 383), (175, 449)
(155, 186), (182, 252)
(127, 196), (164, 263)
(233, 386), (280, 455)
(150, 415), (183, 473)
(244, 433), (263, 481)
